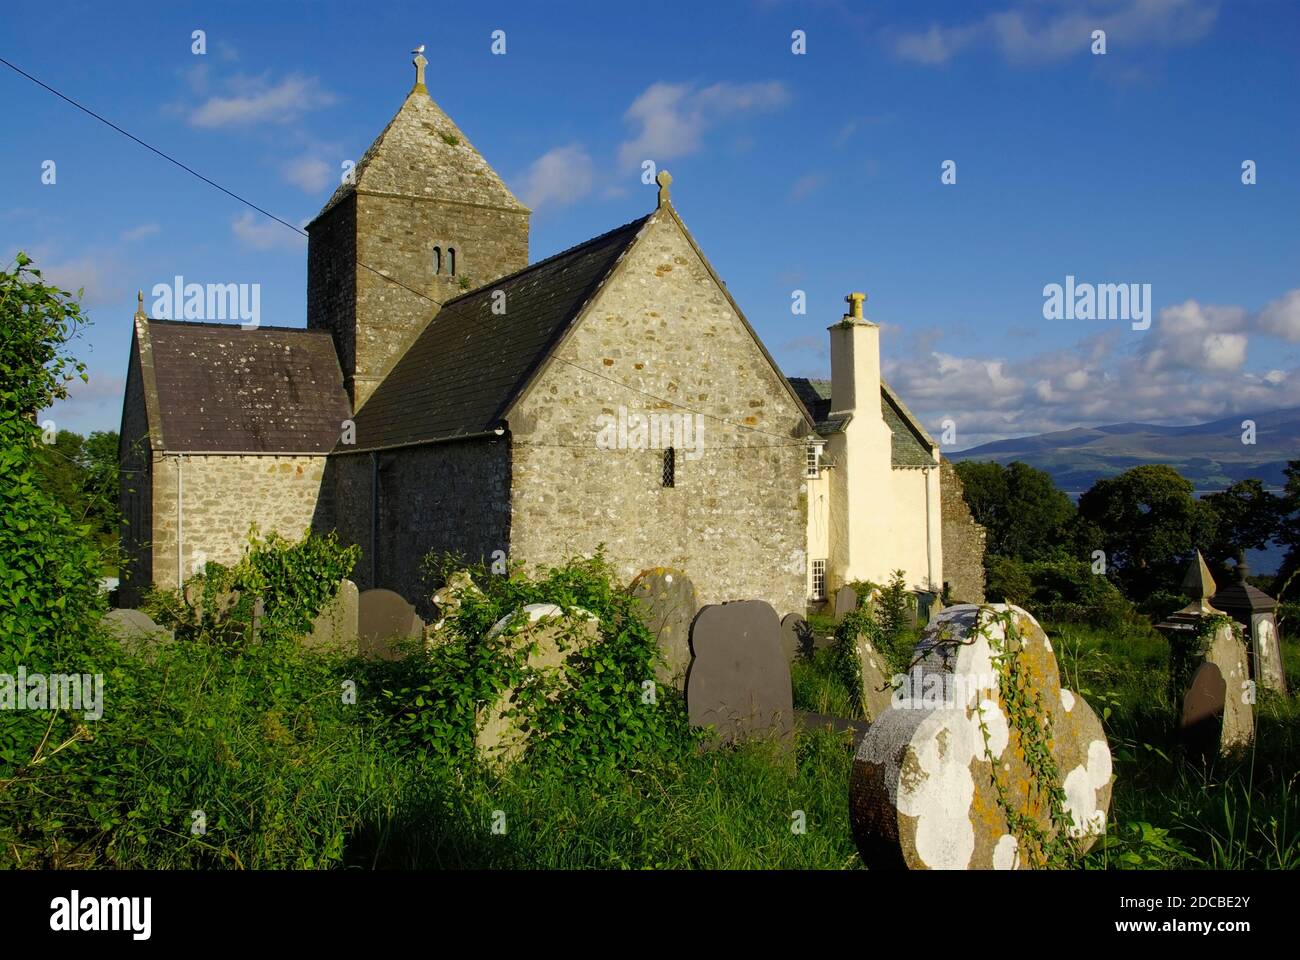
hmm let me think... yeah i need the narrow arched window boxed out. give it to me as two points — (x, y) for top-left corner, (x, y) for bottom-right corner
(662, 447), (676, 488)
(433, 246), (443, 275)
(448, 247), (457, 276)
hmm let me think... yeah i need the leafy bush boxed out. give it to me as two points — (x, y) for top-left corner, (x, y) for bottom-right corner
(364, 552), (696, 777)
(144, 529), (359, 646)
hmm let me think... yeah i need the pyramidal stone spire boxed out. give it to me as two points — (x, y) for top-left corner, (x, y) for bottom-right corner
(1182, 550), (1220, 616)
(309, 49), (527, 225)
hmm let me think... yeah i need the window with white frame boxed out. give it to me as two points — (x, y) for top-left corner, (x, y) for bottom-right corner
(805, 441), (823, 477)
(811, 559), (827, 600)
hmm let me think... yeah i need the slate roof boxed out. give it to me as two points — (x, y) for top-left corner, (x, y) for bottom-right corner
(786, 376), (936, 467)
(345, 215), (650, 452)
(144, 320), (351, 453)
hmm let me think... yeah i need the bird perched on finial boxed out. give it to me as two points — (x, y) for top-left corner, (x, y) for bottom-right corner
(412, 44), (425, 54)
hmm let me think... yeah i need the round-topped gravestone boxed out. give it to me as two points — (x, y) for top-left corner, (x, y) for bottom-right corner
(685, 600), (794, 749)
(849, 604), (1112, 870)
(780, 612), (814, 662)
(357, 588), (424, 660)
(302, 579), (359, 654)
(628, 567), (698, 690)
(833, 585), (859, 623)
(103, 608), (173, 654)
(475, 604), (601, 766)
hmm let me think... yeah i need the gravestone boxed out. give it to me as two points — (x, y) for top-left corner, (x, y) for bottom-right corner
(1212, 560), (1288, 696)
(428, 570), (484, 641)
(851, 630), (895, 723)
(103, 608), (173, 653)
(1198, 619), (1254, 758)
(833, 585), (859, 623)
(1253, 618), (1286, 695)
(357, 588), (424, 660)
(1180, 661), (1227, 761)
(303, 579), (359, 654)
(780, 612), (814, 662)
(685, 600), (794, 749)
(476, 604), (601, 765)
(849, 604), (1112, 870)
(628, 567), (698, 689)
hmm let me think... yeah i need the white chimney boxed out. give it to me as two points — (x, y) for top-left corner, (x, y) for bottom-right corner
(829, 292), (880, 416)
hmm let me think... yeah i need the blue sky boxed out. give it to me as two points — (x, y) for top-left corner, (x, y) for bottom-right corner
(4, 0), (1298, 448)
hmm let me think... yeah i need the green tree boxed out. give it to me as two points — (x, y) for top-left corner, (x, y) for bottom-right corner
(1076, 464), (1215, 602)
(1202, 478), (1281, 576)
(953, 460), (1075, 561)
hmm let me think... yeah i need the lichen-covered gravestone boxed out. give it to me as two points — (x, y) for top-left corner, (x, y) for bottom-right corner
(849, 604), (1112, 870)
(780, 612), (814, 662)
(851, 630), (895, 723)
(1180, 619), (1254, 759)
(685, 600), (794, 749)
(628, 567), (698, 689)
(428, 570), (484, 640)
(103, 608), (173, 654)
(475, 604), (600, 765)
(357, 588), (424, 660)
(302, 579), (359, 654)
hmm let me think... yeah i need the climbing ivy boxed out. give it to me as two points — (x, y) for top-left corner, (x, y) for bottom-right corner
(973, 607), (1081, 869)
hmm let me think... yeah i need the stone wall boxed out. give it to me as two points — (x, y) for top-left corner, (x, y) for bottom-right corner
(327, 437), (511, 613)
(940, 457), (987, 602)
(117, 348), (152, 607)
(306, 194), (358, 397)
(149, 454), (331, 591)
(508, 209), (809, 617)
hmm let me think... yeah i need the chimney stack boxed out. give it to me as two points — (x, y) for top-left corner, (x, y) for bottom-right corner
(829, 291), (880, 417)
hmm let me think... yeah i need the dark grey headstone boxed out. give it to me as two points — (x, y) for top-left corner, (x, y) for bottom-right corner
(833, 585), (859, 623)
(780, 612), (814, 662)
(358, 588), (423, 660)
(685, 600), (793, 749)
(628, 567), (698, 689)
(1180, 661), (1226, 761)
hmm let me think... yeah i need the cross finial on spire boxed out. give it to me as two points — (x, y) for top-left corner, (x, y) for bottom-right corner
(656, 168), (673, 207)
(412, 45), (428, 92)
(134, 290), (146, 322)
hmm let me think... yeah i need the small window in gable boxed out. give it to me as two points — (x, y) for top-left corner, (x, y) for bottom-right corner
(433, 246), (443, 275)
(662, 447), (675, 488)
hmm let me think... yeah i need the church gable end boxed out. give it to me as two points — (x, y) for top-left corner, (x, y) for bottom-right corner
(507, 203), (812, 616)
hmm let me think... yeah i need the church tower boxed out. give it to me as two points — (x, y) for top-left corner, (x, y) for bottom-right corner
(307, 49), (530, 408)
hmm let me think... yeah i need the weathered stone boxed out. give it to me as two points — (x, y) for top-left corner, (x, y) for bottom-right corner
(833, 585), (859, 623)
(628, 567), (698, 688)
(1252, 616), (1287, 695)
(1180, 661), (1226, 761)
(357, 588), (423, 660)
(780, 612), (814, 661)
(940, 458), (987, 603)
(427, 570), (484, 641)
(685, 600), (794, 749)
(303, 579), (359, 653)
(1191, 620), (1254, 758)
(475, 604), (600, 765)
(852, 631), (895, 722)
(103, 608), (173, 653)
(849, 604), (1112, 870)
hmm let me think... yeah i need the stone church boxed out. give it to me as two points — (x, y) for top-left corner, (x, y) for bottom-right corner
(118, 54), (985, 616)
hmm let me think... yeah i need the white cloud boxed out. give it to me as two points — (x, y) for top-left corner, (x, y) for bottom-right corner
(895, 0), (1218, 66)
(617, 80), (789, 171)
(190, 74), (336, 128)
(1256, 289), (1300, 342)
(121, 223), (161, 243)
(283, 153), (333, 193)
(516, 144), (596, 210)
(231, 212), (305, 252)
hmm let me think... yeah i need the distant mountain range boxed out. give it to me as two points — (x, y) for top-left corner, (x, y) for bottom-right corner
(951, 407), (1300, 494)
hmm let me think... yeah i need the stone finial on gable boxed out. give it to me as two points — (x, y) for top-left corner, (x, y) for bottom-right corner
(134, 290), (146, 322)
(845, 291), (867, 320)
(656, 169), (673, 208)
(412, 44), (428, 92)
